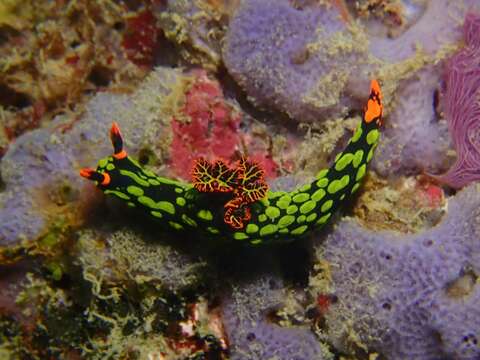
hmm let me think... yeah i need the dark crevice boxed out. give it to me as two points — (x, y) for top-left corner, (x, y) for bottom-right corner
(0, 83), (33, 109)
(0, 171), (5, 192)
(88, 65), (114, 87)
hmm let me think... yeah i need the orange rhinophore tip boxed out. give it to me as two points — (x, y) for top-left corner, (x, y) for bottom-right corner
(80, 168), (107, 184)
(370, 79), (382, 99)
(364, 79), (383, 125)
(80, 168), (96, 179)
(110, 122), (125, 155)
(110, 121), (121, 137)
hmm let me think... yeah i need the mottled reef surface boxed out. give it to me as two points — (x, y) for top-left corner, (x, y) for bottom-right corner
(1, 1), (480, 359)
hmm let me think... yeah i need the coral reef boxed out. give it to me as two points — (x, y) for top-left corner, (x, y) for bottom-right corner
(157, 0), (236, 70)
(372, 67), (453, 176)
(2, 1), (480, 359)
(314, 184), (480, 360)
(352, 174), (446, 233)
(222, 273), (328, 360)
(223, 0), (369, 122)
(168, 70), (278, 179)
(0, 67), (181, 246)
(0, 67), (277, 247)
(122, 9), (164, 68)
(0, 0), (155, 148)
(435, 13), (480, 188)
(369, 0), (480, 62)
(169, 70), (243, 178)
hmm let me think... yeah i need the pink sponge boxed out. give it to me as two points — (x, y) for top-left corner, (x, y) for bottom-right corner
(435, 13), (480, 188)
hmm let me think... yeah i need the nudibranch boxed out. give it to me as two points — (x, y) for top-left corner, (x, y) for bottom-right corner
(80, 80), (383, 245)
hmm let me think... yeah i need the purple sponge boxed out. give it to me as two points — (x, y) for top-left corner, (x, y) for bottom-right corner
(222, 275), (326, 360)
(318, 184), (480, 359)
(223, 0), (368, 122)
(372, 67), (452, 177)
(0, 68), (181, 245)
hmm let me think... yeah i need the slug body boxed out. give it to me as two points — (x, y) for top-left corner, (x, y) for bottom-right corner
(80, 80), (383, 245)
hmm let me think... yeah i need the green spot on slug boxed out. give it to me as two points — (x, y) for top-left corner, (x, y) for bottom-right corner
(367, 146), (375, 162)
(297, 215), (306, 223)
(158, 201), (175, 215)
(265, 206), (281, 219)
(316, 213), (331, 225)
(350, 125), (362, 143)
(138, 196), (156, 208)
(286, 204), (298, 215)
(268, 191), (284, 199)
(127, 185), (144, 196)
(197, 209), (213, 221)
(306, 213), (317, 222)
(246, 224), (259, 234)
(234, 232), (249, 240)
(260, 198), (270, 207)
(353, 150), (364, 168)
(293, 193), (309, 203)
(259, 224), (278, 236)
(120, 169), (150, 187)
(176, 197), (186, 206)
(327, 175), (350, 194)
(291, 225), (308, 235)
(250, 239), (262, 245)
(106, 163), (115, 171)
(151, 211), (163, 218)
(356, 164), (366, 181)
(299, 183), (311, 192)
(278, 215), (295, 228)
(316, 177), (329, 188)
(127, 202), (135, 207)
(340, 194), (346, 201)
(182, 214), (197, 227)
(169, 221), (183, 230)
(321, 200), (333, 212)
(279, 228), (289, 234)
(351, 182), (361, 194)
(316, 169), (328, 179)
(98, 158), (108, 168)
(207, 226), (219, 234)
(366, 129), (379, 145)
(300, 200), (316, 214)
(143, 169), (157, 178)
(312, 188), (326, 202)
(105, 190), (130, 200)
(259, 214), (267, 222)
(155, 177), (186, 187)
(148, 179), (160, 185)
(335, 153), (354, 171)
(175, 187), (184, 193)
(276, 194), (292, 209)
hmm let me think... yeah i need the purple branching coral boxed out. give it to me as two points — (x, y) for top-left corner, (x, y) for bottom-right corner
(436, 13), (480, 188)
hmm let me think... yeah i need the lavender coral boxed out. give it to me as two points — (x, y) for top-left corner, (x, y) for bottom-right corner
(0, 67), (181, 245)
(369, 0), (480, 62)
(316, 184), (480, 360)
(436, 13), (480, 188)
(223, 274), (326, 360)
(372, 68), (452, 176)
(223, 0), (369, 122)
